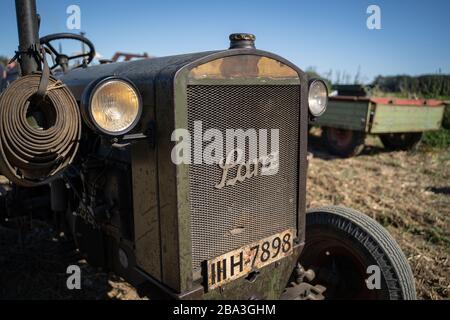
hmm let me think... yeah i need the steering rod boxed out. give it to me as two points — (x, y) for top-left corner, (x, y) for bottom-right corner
(15, 0), (41, 75)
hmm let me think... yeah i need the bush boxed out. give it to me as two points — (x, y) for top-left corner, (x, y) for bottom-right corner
(442, 104), (450, 130)
(423, 129), (450, 149)
(372, 75), (450, 98)
(0, 55), (8, 68)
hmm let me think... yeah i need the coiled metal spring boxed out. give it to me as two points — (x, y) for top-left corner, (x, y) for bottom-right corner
(0, 74), (81, 187)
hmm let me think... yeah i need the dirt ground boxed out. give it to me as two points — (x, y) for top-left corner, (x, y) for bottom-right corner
(0, 133), (448, 300)
(307, 132), (449, 300)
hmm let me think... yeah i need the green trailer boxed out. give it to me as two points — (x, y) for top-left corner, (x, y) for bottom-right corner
(312, 86), (446, 157)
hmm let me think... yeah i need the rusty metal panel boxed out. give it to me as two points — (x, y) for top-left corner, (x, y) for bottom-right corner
(370, 97), (444, 106)
(370, 104), (445, 133)
(189, 55), (299, 80)
(132, 141), (162, 280)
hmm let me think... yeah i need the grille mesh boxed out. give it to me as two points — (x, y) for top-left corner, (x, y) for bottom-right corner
(187, 85), (300, 271)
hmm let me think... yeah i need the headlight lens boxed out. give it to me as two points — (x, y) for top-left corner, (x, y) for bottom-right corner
(308, 79), (328, 117)
(86, 78), (142, 135)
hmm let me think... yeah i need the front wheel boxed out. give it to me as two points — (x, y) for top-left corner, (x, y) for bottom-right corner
(300, 206), (416, 300)
(322, 127), (365, 157)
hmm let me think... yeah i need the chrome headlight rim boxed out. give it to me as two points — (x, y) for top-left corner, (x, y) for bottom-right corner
(308, 79), (329, 117)
(81, 76), (143, 137)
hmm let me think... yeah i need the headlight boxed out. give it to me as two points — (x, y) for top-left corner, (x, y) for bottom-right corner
(308, 79), (328, 117)
(82, 77), (142, 136)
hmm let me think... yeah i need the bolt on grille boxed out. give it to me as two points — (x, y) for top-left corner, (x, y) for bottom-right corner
(187, 85), (300, 271)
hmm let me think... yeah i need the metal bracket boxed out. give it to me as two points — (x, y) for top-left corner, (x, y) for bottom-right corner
(280, 263), (327, 300)
(281, 282), (326, 300)
(111, 122), (156, 149)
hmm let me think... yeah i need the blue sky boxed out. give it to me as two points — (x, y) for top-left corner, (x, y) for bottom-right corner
(0, 0), (449, 83)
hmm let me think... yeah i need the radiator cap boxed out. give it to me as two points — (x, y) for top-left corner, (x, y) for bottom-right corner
(229, 33), (256, 49)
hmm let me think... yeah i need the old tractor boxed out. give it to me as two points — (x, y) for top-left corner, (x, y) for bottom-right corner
(0, 0), (415, 300)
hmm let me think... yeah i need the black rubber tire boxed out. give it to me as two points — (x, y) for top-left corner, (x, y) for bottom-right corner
(380, 132), (423, 151)
(322, 127), (365, 158)
(301, 206), (416, 300)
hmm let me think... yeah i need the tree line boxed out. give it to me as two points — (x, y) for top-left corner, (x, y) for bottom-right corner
(306, 66), (450, 99)
(0, 56), (8, 67)
(372, 75), (450, 99)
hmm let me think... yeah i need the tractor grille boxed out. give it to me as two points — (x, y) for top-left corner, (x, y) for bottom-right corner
(187, 85), (300, 271)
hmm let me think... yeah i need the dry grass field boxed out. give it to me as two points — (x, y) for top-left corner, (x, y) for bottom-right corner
(307, 133), (449, 300)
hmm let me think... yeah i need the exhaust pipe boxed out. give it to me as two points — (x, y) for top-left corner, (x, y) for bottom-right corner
(0, 74), (81, 187)
(15, 0), (40, 75)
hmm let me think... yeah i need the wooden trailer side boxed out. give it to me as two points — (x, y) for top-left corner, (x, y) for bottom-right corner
(369, 104), (445, 134)
(312, 99), (370, 131)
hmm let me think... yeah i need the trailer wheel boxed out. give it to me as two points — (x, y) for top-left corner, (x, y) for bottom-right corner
(322, 127), (365, 157)
(300, 206), (416, 300)
(380, 133), (423, 151)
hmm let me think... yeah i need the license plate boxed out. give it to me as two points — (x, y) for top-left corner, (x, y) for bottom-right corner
(206, 229), (294, 290)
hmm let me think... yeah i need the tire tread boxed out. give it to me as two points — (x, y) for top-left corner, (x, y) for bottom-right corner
(306, 206), (416, 300)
